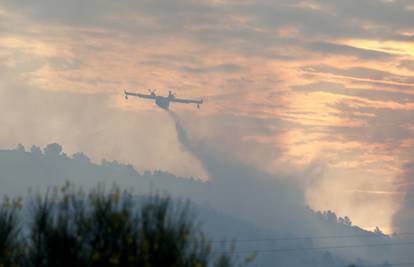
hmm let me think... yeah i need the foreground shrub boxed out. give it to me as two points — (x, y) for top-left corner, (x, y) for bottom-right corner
(0, 184), (248, 267)
(0, 197), (22, 266)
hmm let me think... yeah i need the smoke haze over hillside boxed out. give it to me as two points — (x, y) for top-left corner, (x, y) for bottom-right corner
(170, 111), (309, 232)
(1, 1), (414, 264)
(393, 161), (414, 233)
(1, 141), (412, 266)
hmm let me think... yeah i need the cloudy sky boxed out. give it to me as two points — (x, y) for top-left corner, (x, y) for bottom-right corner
(1, 0), (414, 233)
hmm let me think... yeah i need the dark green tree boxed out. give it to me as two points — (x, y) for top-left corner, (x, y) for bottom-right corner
(1, 184), (247, 267)
(0, 197), (23, 267)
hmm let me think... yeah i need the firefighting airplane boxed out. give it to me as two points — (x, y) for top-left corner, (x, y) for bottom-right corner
(124, 89), (203, 110)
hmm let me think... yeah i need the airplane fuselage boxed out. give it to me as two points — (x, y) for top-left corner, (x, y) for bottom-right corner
(155, 96), (170, 110)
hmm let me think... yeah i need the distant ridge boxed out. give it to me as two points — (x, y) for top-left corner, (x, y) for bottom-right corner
(0, 143), (400, 266)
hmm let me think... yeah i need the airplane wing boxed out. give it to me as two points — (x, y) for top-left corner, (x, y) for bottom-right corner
(124, 91), (156, 99)
(170, 97), (203, 104)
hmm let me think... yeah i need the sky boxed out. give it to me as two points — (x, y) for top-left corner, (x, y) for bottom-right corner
(1, 0), (414, 233)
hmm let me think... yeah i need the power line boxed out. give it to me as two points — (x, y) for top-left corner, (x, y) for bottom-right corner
(355, 263), (414, 267)
(209, 232), (414, 244)
(335, 263), (414, 267)
(213, 240), (414, 255)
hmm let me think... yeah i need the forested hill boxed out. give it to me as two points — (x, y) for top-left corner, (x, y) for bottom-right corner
(0, 143), (397, 266)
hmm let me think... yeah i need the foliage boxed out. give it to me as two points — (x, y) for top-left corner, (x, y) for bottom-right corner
(0, 184), (247, 267)
(0, 197), (23, 267)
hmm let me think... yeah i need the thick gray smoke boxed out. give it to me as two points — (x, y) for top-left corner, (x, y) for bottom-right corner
(169, 111), (317, 234)
(0, 109), (406, 265)
(393, 162), (414, 233)
(168, 111), (412, 264)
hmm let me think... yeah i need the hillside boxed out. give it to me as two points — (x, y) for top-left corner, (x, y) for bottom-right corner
(0, 144), (403, 266)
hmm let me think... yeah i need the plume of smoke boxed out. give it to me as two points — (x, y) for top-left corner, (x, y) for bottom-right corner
(385, 162), (414, 264)
(393, 162), (414, 233)
(168, 110), (316, 234)
(168, 111), (401, 265)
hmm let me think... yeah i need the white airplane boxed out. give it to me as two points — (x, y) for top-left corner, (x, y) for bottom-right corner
(124, 89), (203, 110)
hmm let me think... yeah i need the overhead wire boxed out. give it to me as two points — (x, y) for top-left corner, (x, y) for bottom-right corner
(213, 240), (414, 255)
(208, 232), (414, 244)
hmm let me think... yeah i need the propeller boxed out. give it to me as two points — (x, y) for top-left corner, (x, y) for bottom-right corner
(148, 89), (156, 95)
(124, 90), (128, 100)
